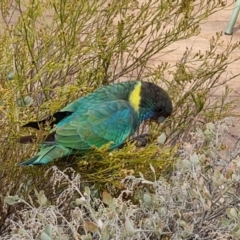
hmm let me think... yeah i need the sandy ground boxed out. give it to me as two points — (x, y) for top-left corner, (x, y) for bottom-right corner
(162, 3), (240, 145)
(161, 3), (240, 96)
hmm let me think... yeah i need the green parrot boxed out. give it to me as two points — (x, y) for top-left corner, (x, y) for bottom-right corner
(19, 81), (172, 166)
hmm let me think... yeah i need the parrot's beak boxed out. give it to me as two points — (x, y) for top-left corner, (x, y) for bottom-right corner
(157, 116), (166, 123)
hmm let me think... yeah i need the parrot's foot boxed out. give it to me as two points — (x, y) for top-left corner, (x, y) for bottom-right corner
(132, 133), (150, 147)
(117, 133), (150, 149)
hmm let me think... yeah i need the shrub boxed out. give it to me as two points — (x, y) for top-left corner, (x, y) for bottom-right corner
(0, 0), (239, 238)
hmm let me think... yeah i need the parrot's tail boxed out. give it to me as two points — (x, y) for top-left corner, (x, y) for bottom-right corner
(19, 145), (72, 166)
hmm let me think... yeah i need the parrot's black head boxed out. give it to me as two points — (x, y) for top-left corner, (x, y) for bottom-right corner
(139, 81), (173, 122)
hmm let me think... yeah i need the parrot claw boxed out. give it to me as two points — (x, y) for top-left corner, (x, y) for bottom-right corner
(132, 133), (150, 147)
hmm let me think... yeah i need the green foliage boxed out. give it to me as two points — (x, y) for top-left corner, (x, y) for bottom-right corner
(0, 0), (239, 238)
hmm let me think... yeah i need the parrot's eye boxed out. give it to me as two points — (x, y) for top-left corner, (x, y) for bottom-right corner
(158, 107), (164, 113)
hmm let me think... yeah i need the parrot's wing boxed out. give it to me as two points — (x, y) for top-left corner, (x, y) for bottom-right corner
(60, 91), (118, 113)
(55, 100), (139, 150)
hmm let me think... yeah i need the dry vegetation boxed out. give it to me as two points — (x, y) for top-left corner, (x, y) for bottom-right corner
(0, 0), (240, 239)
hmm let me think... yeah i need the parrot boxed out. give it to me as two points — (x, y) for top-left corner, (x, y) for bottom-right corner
(19, 81), (173, 166)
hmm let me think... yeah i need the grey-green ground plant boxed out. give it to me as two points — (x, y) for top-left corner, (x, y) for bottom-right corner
(0, 0), (240, 237)
(3, 118), (240, 239)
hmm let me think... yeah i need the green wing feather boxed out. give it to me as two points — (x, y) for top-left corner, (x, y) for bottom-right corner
(19, 82), (141, 166)
(19, 145), (72, 165)
(20, 100), (140, 165)
(55, 100), (140, 150)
